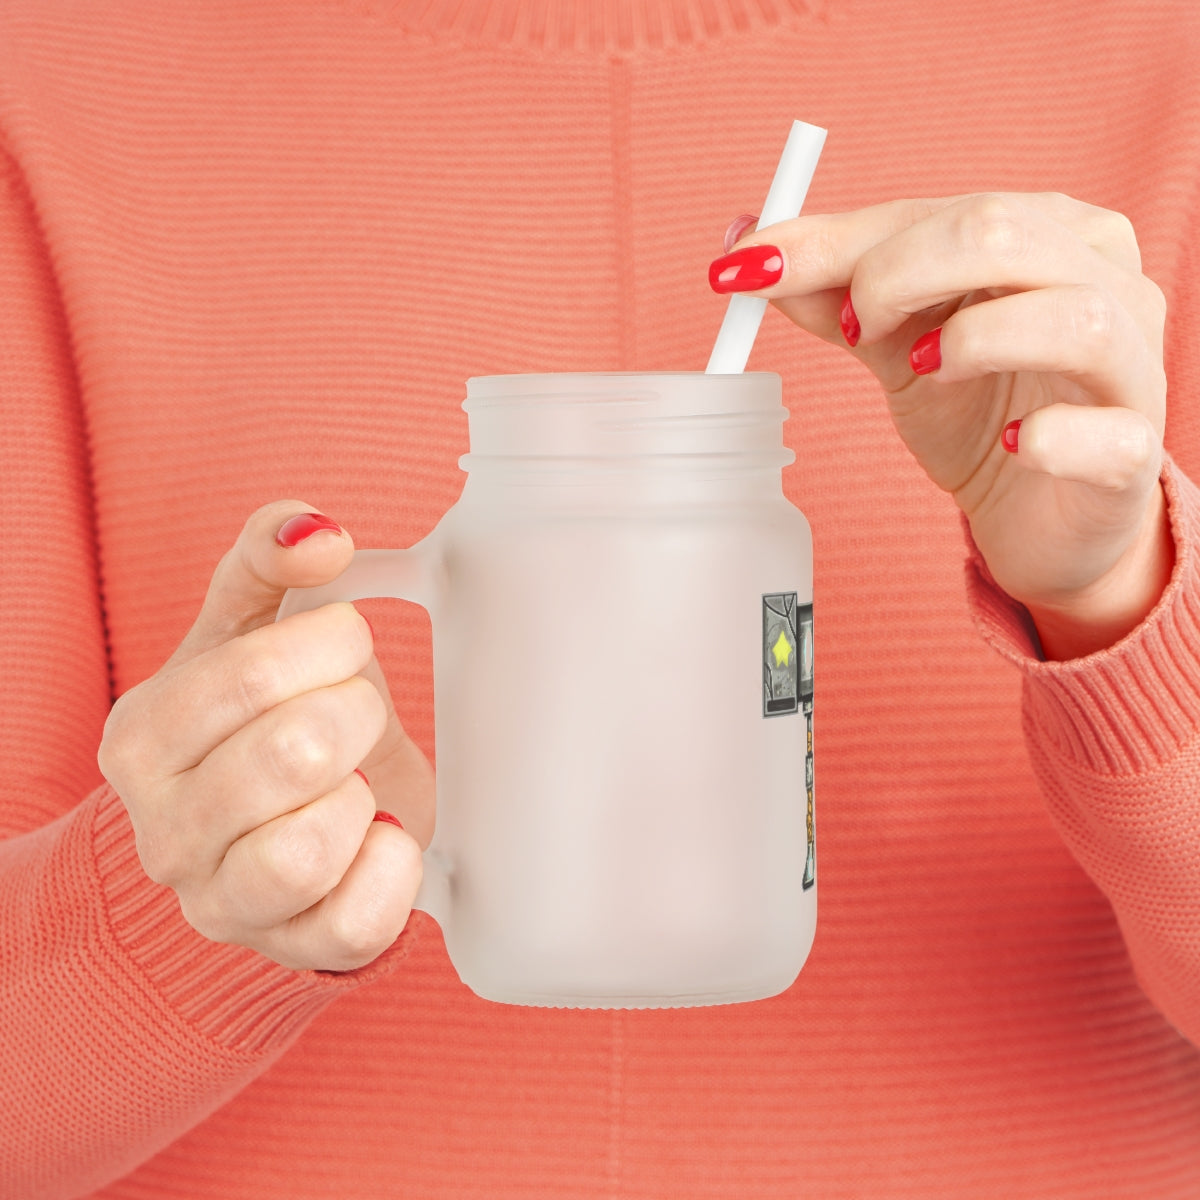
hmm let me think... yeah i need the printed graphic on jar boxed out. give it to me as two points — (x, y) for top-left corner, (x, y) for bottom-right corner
(763, 592), (806, 716)
(762, 593), (815, 888)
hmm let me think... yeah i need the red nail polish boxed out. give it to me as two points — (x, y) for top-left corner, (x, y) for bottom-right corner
(372, 810), (404, 830)
(708, 244), (784, 293)
(275, 512), (343, 548)
(839, 290), (860, 347)
(722, 213), (759, 254)
(910, 327), (942, 375)
(1002, 419), (1022, 453)
(354, 768), (370, 787)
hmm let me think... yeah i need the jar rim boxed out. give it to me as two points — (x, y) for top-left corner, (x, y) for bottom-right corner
(464, 371), (782, 408)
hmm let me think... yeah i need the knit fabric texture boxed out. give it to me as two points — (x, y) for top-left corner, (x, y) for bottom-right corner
(1, 1), (1199, 1196)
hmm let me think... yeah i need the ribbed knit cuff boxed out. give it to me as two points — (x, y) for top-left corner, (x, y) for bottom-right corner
(965, 455), (1200, 775)
(90, 784), (420, 1058)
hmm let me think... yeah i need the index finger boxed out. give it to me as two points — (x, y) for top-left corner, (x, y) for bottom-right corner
(133, 601), (374, 777)
(729, 191), (1143, 298)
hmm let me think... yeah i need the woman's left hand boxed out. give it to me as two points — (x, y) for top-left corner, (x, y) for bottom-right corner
(711, 192), (1172, 659)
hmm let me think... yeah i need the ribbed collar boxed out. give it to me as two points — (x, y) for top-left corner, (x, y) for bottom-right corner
(351, 0), (826, 52)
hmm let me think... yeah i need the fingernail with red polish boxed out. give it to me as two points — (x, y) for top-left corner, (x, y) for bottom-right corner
(709, 244), (784, 293)
(372, 810), (404, 830)
(839, 290), (860, 347)
(354, 768), (370, 787)
(910, 327), (942, 375)
(722, 213), (759, 254)
(276, 512), (343, 548)
(1002, 419), (1022, 453)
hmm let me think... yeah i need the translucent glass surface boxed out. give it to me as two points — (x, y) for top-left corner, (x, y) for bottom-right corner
(279, 373), (816, 1007)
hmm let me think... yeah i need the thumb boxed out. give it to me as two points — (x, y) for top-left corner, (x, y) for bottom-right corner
(167, 500), (356, 670)
(1007, 403), (1161, 499)
(167, 499), (437, 847)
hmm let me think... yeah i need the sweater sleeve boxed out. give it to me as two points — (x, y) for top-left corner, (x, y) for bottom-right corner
(966, 457), (1200, 1047)
(0, 149), (418, 1198)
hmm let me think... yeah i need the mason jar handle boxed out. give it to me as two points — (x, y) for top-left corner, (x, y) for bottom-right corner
(276, 546), (434, 616)
(275, 544), (452, 929)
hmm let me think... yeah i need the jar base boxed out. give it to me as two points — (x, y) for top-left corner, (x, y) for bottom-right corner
(462, 968), (806, 1010)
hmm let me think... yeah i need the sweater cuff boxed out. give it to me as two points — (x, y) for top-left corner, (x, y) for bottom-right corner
(91, 783), (421, 1058)
(965, 455), (1200, 775)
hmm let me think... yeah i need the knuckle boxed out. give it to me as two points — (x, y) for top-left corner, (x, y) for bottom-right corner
(258, 814), (341, 899)
(1062, 286), (1118, 348)
(95, 725), (125, 785)
(97, 687), (149, 782)
(176, 889), (237, 946)
(1081, 204), (1142, 272)
(232, 645), (288, 716)
(1032, 190), (1077, 225)
(789, 223), (840, 280)
(962, 194), (1030, 262)
(325, 903), (393, 967)
(1100, 208), (1138, 252)
(847, 257), (894, 323)
(1094, 458), (1145, 494)
(134, 825), (186, 887)
(1086, 414), (1160, 492)
(905, 195), (946, 227)
(1116, 414), (1160, 474)
(261, 710), (337, 789)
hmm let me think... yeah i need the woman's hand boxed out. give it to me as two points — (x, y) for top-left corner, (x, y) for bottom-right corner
(711, 192), (1172, 659)
(98, 501), (434, 972)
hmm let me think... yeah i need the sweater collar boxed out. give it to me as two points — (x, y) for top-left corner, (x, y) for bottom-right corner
(372, 0), (826, 52)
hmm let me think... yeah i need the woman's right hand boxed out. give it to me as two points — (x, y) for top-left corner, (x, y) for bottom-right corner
(97, 501), (434, 972)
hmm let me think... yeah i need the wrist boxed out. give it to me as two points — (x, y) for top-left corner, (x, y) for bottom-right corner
(1021, 483), (1174, 660)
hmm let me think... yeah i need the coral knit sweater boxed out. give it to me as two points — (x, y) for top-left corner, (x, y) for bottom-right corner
(2, 1), (1200, 1197)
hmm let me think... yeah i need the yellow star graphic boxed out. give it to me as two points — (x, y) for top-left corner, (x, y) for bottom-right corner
(771, 629), (792, 668)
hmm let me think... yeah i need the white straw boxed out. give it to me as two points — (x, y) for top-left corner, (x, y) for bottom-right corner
(705, 120), (827, 374)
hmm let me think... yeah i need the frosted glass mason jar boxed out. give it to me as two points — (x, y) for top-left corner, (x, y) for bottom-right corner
(278, 372), (816, 1008)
